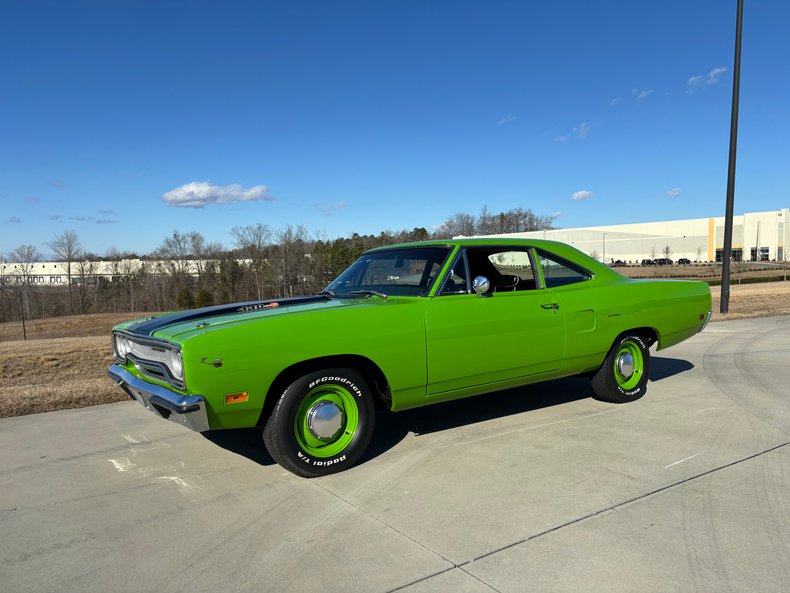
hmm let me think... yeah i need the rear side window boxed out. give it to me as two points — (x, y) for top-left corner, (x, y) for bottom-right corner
(537, 250), (591, 288)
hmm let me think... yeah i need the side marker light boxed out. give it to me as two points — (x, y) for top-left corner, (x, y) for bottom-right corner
(225, 392), (249, 405)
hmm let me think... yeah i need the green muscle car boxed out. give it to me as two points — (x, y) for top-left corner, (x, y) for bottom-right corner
(108, 238), (711, 477)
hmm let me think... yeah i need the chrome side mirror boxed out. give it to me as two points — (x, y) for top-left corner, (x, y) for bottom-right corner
(472, 276), (491, 296)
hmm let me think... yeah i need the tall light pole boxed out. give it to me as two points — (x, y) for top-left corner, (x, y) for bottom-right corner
(720, 0), (744, 313)
(602, 232), (608, 264)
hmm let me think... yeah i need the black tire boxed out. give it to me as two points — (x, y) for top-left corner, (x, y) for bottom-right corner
(262, 368), (375, 478)
(591, 333), (651, 403)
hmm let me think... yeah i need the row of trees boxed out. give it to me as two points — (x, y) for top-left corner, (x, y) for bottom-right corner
(0, 207), (556, 324)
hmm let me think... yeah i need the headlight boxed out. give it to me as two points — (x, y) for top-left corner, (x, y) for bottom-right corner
(170, 349), (183, 380)
(115, 334), (129, 358)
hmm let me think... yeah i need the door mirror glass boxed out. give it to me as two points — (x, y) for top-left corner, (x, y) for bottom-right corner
(472, 276), (491, 296)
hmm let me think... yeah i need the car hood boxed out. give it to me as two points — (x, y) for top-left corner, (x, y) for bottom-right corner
(117, 295), (387, 342)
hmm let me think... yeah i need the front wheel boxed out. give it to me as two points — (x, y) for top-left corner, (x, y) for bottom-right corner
(263, 368), (375, 477)
(591, 333), (651, 403)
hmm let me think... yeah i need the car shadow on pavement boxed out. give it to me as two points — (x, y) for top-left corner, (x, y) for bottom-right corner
(360, 376), (594, 465)
(201, 359), (694, 469)
(202, 428), (276, 466)
(650, 356), (694, 381)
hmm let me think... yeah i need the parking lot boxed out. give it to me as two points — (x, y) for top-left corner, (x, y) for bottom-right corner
(2, 316), (789, 593)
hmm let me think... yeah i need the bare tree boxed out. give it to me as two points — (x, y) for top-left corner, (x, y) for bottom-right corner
(662, 245), (673, 260)
(75, 257), (96, 313)
(438, 206), (556, 238)
(650, 245), (658, 260)
(155, 231), (193, 277)
(476, 205), (496, 235)
(435, 212), (476, 238)
(231, 224), (272, 300)
(696, 246), (704, 262)
(48, 230), (81, 313)
(273, 225), (309, 298)
(9, 244), (41, 318)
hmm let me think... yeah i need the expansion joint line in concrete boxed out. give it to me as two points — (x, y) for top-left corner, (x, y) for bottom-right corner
(383, 439), (790, 593)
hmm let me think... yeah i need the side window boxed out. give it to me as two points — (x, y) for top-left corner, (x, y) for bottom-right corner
(440, 252), (470, 295)
(537, 251), (591, 288)
(487, 250), (535, 291)
(466, 248), (537, 292)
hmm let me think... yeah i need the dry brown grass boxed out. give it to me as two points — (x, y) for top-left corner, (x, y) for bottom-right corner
(0, 336), (125, 418)
(710, 281), (790, 321)
(1, 284), (789, 419)
(0, 312), (153, 342)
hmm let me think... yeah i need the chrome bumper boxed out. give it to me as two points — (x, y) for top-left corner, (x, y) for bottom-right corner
(699, 311), (712, 333)
(108, 364), (209, 432)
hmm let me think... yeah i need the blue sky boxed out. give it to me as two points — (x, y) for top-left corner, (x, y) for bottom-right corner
(2, 0), (788, 258)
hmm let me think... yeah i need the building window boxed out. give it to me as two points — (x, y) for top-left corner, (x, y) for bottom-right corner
(716, 248), (743, 262)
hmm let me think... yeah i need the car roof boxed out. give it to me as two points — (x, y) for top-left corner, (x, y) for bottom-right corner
(366, 237), (571, 252)
(363, 237), (624, 282)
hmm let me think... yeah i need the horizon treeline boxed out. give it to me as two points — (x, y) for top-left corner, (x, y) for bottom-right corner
(0, 206), (555, 323)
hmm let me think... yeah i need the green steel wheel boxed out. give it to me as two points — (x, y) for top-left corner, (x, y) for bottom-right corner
(263, 368), (375, 478)
(591, 333), (651, 403)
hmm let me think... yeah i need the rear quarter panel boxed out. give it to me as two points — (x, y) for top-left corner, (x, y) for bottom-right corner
(557, 277), (711, 373)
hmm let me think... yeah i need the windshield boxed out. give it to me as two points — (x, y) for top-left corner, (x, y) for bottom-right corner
(326, 246), (452, 297)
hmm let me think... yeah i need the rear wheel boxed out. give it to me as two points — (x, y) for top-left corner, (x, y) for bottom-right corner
(591, 333), (650, 403)
(263, 368), (375, 477)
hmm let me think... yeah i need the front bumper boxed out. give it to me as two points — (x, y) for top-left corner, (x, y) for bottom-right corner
(108, 364), (209, 432)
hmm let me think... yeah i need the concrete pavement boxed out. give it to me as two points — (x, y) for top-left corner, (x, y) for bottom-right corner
(2, 316), (789, 592)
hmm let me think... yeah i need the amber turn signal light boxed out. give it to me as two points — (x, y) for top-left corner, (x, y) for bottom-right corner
(225, 392), (249, 404)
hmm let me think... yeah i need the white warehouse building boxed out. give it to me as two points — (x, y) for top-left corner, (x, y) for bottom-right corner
(481, 208), (789, 264)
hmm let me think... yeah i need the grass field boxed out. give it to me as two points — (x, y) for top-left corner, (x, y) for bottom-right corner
(1, 283), (789, 418)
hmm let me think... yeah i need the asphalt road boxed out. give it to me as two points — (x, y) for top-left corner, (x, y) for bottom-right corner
(2, 316), (789, 593)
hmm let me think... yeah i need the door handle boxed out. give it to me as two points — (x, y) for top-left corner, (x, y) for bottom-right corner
(541, 303), (560, 310)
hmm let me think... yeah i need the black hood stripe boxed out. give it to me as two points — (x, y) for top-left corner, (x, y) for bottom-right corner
(126, 295), (328, 337)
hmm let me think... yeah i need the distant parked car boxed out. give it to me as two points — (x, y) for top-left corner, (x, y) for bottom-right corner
(610, 260), (626, 267)
(677, 258), (691, 265)
(641, 259), (656, 266)
(653, 258), (673, 266)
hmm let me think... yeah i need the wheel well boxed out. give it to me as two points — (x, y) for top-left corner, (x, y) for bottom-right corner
(256, 355), (392, 428)
(628, 327), (659, 347)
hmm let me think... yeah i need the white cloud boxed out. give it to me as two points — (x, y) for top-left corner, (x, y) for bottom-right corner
(572, 190), (593, 201)
(313, 201), (348, 216)
(608, 97), (622, 107)
(632, 88), (653, 100)
(161, 181), (273, 208)
(573, 122), (591, 139)
(666, 187), (681, 198)
(687, 66), (728, 91)
(552, 211), (562, 218)
(554, 135), (568, 143)
(705, 66), (728, 84)
(497, 114), (517, 127)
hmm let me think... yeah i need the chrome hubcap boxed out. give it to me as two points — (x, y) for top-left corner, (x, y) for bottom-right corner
(617, 352), (635, 379)
(306, 401), (344, 440)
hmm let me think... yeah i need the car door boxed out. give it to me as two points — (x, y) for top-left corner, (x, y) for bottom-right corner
(424, 246), (566, 399)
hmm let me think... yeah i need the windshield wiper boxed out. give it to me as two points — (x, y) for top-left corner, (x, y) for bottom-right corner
(318, 290), (337, 299)
(348, 289), (388, 300)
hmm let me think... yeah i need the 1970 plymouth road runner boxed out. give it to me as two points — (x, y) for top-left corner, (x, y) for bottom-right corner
(109, 238), (711, 477)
